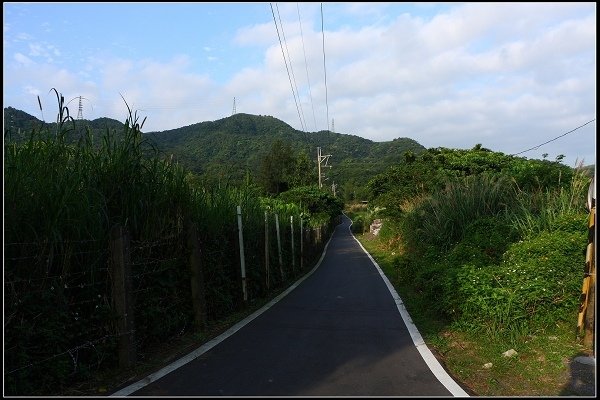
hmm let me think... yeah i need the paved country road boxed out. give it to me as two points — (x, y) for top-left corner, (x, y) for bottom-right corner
(112, 215), (469, 397)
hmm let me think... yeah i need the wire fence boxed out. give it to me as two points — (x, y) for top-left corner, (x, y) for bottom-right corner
(4, 211), (336, 396)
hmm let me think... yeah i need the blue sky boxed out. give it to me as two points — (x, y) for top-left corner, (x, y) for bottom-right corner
(3, 2), (597, 168)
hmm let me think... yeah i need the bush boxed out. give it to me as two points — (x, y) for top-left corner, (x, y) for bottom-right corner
(277, 185), (344, 225)
(454, 229), (586, 335)
(350, 214), (366, 233)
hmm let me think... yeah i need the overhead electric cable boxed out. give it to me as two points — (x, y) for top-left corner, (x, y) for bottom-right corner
(511, 119), (596, 156)
(297, 3), (318, 132)
(270, 2), (306, 132)
(276, 3), (307, 131)
(321, 3), (330, 132)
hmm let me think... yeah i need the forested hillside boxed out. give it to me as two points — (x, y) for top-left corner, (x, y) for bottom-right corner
(4, 106), (125, 143)
(144, 112), (426, 197)
(4, 107), (426, 200)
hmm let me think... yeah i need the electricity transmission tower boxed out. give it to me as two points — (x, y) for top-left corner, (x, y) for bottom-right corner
(317, 147), (332, 189)
(67, 96), (92, 120)
(232, 97), (237, 115)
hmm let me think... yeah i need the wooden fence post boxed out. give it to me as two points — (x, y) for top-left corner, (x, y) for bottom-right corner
(265, 211), (270, 290)
(110, 224), (136, 369)
(290, 215), (295, 273)
(275, 214), (284, 281)
(578, 179), (596, 350)
(236, 206), (247, 302)
(300, 218), (304, 270)
(187, 220), (207, 330)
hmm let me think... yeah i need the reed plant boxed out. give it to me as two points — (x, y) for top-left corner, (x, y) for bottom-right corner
(404, 173), (517, 253)
(379, 167), (589, 337)
(509, 166), (591, 238)
(5, 91), (335, 395)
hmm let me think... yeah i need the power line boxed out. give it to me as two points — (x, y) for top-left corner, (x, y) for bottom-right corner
(270, 2), (306, 132)
(511, 119), (596, 156)
(137, 104), (206, 111)
(297, 3), (318, 132)
(275, 3), (307, 131)
(321, 3), (330, 132)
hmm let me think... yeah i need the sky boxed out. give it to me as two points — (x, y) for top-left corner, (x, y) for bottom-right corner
(3, 2), (597, 168)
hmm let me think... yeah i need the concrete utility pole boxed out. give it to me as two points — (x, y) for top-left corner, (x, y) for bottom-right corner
(317, 147), (332, 189)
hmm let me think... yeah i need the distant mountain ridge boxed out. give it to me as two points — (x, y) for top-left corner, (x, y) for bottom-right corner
(4, 107), (426, 189)
(145, 112), (427, 188)
(4, 106), (125, 137)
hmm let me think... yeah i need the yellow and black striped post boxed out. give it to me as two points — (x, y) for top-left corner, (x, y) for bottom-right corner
(577, 175), (595, 349)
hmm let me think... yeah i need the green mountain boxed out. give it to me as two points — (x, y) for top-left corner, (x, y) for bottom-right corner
(3, 106), (125, 142)
(4, 107), (426, 195)
(144, 112), (426, 190)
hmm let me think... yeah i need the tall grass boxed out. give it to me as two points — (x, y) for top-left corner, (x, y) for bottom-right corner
(509, 166), (591, 238)
(382, 168), (590, 338)
(4, 91), (333, 395)
(404, 173), (517, 252)
(4, 93), (195, 394)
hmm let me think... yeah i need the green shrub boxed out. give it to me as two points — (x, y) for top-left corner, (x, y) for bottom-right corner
(350, 214), (366, 233)
(454, 229), (586, 336)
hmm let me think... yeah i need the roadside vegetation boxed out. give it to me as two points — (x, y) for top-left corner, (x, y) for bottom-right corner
(4, 91), (342, 396)
(345, 146), (594, 396)
(4, 91), (593, 396)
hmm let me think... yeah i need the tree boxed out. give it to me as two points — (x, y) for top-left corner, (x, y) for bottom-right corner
(289, 149), (315, 188)
(259, 139), (295, 195)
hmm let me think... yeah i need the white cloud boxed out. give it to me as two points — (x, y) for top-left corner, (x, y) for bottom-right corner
(3, 3), (595, 167)
(24, 85), (41, 96)
(28, 42), (44, 56)
(15, 32), (33, 41)
(14, 52), (33, 66)
(234, 21), (276, 47)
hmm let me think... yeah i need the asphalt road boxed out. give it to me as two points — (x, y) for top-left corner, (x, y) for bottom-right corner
(113, 215), (468, 397)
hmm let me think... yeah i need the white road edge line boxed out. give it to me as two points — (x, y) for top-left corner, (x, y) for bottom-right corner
(110, 226), (337, 397)
(345, 213), (469, 397)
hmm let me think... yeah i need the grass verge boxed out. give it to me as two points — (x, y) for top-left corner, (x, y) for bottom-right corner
(356, 231), (595, 397)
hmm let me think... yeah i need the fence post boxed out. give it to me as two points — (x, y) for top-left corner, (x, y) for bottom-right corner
(290, 215), (295, 273)
(275, 213), (284, 281)
(300, 218), (304, 270)
(265, 211), (270, 290)
(187, 220), (207, 330)
(110, 224), (136, 369)
(578, 190), (596, 349)
(236, 206), (247, 302)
